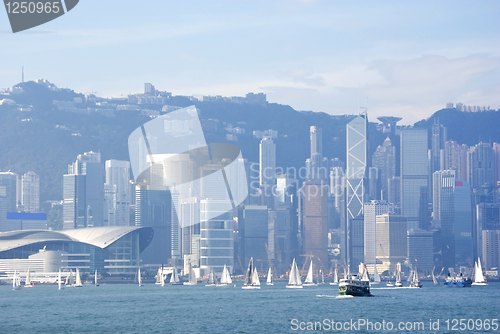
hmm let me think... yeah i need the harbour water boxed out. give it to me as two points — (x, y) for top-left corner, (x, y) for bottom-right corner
(1, 281), (499, 333)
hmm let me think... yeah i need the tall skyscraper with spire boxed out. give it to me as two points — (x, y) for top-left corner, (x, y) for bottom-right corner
(345, 114), (368, 270)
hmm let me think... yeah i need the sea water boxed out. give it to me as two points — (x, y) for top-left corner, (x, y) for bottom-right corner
(0, 282), (499, 333)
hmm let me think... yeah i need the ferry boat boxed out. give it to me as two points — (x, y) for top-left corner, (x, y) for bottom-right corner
(338, 275), (372, 297)
(444, 273), (472, 287)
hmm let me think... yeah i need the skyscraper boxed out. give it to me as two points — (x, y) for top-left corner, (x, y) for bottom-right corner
(259, 137), (276, 187)
(430, 119), (447, 175)
(494, 143), (500, 186)
(439, 177), (473, 269)
(444, 140), (468, 181)
(476, 202), (500, 270)
(0, 172), (18, 212)
(346, 114), (367, 268)
(400, 129), (428, 230)
(104, 160), (131, 226)
(242, 205), (269, 270)
(372, 137), (396, 198)
(300, 180), (329, 270)
(468, 142), (495, 189)
(200, 199), (234, 276)
(63, 151), (104, 229)
(364, 200), (390, 267)
(21, 171), (39, 213)
(306, 126), (328, 180)
(376, 213), (407, 274)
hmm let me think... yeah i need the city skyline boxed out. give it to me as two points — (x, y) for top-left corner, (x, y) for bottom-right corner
(1, 1), (500, 124)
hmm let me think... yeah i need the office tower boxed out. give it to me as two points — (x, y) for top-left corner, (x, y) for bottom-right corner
(0, 195), (7, 231)
(387, 177), (401, 213)
(242, 205), (269, 271)
(494, 143), (500, 186)
(0, 172), (18, 212)
(180, 197), (200, 262)
(372, 137), (396, 198)
(104, 160), (131, 226)
(21, 171), (39, 213)
(438, 177), (473, 269)
(476, 202), (500, 270)
(364, 200), (390, 268)
(376, 213), (407, 274)
(329, 167), (345, 230)
(171, 190), (181, 262)
(444, 140), (468, 181)
(306, 126), (328, 181)
(273, 174), (299, 273)
(367, 167), (381, 200)
(135, 186), (172, 265)
(407, 230), (434, 273)
(63, 151), (104, 229)
(400, 129), (428, 230)
(346, 114), (367, 268)
(430, 119), (447, 175)
(259, 137), (276, 187)
(467, 142), (495, 189)
(300, 180), (328, 270)
(432, 170), (456, 225)
(200, 199), (234, 276)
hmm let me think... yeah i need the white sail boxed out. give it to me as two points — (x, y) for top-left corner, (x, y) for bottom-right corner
(305, 262), (314, 283)
(395, 262), (402, 286)
(220, 264), (232, 285)
(206, 267), (217, 286)
(287, 258), (303, 288)
(472, 258), (487, 285)
(320, 269), (325, 284)
(251, 267), (260, 286)
(68, 270), (74, 286)
(266, 267), (273, 285)
(138, 268), (143, 286)
(184, 262), (197, 285)
(373, 265), (381, 284)
(156, 267), (163, 285)
(333, 268), (338, 283)
(75, 268), (83, 287)
(94, 270), (99, 286)
(24, 268), (33, 287)
(432, 266), (438, 285)
(170, 265), (181, 284)
(13, 270), (21, 290)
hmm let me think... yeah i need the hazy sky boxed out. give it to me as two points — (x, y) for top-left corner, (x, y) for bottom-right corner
(1, 0), (499, 124)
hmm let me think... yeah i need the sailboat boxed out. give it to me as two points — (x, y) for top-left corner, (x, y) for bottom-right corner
(183, 262), (197, 285)
(94, 270), (99, 287)
(217, 264), (233, 287)
(155, 267), (163, 285)
(74, 268), (83, 287)
(24, 268), (34, 288)
(360, 263), (370, 282)
(66, 269), (74, 287)
(286, 258), (303, 289)
(242, 257), (261, 289)
(170, 264), (182, 285)
(138, 268), (144, 286)
(320, 269), (325, 284)
(432, 266), (438, 285)
(303, 261), (317, 286)
(12, 270), (21, 290)
(472, 257), (487, 286)
(205, 267), (217, 286)
(329, 267), (339, 285)
(266, 267), (274, 286)
(372, 265), (381, 284)
(58, 269), (65, 290)
(408, 269), (422, 288)
(395, 262), (403, 287)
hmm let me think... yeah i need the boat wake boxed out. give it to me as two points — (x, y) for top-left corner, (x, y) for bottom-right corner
(316, 294), (353, 299)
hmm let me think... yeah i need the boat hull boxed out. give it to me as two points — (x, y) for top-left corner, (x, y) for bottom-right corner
(286, 285), (303, 289)
(242, 285), (260, 289)
(444, 279), (472, 288)
(303, 283), (317, 287)
(339, 279), (372, 297)
(472, 282), (488, 286)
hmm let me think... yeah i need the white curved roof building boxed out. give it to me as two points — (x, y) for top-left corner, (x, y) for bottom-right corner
(0, 227), (154, 275)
